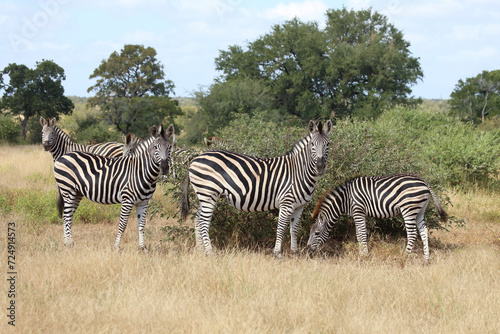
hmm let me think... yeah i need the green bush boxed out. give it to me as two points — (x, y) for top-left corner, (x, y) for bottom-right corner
(376, 107), (500, 189)
(13, 189), (60, 231)
(166, 110), (461, 251)
(0, 115), (21, 143)
(72, 199), (122, 224)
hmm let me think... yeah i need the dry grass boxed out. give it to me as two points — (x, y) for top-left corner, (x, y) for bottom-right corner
(1, 145), (499, 333)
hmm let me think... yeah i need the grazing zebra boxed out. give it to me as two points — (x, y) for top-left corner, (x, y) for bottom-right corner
(181, 120), (333, 256)
(54, 124), (174, 249)
(307, 174), (449, 261)
(40, 117), (123, 161)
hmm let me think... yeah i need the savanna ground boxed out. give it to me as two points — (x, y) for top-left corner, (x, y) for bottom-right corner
(1, 145), (499, 333)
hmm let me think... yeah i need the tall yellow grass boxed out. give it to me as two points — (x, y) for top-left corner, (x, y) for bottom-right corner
(1, 145), (499, 333)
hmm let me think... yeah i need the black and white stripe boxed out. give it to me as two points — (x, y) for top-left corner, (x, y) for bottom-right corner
(40, 117), (123, 161)
(54, 124), (174, 249)
(181, 120), (333, 256)
(307, 174), (448, 261)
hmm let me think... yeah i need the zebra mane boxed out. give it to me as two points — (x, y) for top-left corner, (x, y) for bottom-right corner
(287, 132), (312, 156)
(312, 190), (330, 220)
(129, 135), (155, 156)
(53, 125), (75, 144)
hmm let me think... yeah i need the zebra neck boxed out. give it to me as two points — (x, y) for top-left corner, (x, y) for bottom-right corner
(289, 134), (319, 185)
(52, 127), (82, 160)
(130, 148), (161, 182)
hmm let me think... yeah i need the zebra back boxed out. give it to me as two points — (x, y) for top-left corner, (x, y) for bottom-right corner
(40, 117), (123, 161)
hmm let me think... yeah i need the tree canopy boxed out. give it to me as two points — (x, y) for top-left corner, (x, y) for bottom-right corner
(215, 7), (423, 120)
(87, 44), (182, 137)
(449, 69), (500, 123)
(0, 60), (74, 140)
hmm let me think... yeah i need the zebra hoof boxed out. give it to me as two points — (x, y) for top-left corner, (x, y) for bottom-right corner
(139, 245), (149, 253)
(273, 250), (283, 260)
(64, 239), (75, 247)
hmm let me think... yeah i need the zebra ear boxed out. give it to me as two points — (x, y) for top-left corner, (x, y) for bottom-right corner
(165, 124), (174, 139)
(49, 118), (56, 127)
(308, 120), (317, 133)
(124, 134), (134, 145)
(40, 116), (47, 127)
(151, 125), (159, 137)
(323, 120), (333, 135)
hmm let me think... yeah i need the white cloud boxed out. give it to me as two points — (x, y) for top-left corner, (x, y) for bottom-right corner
(462, 46), (497, 59)
(41, 42), (74, 51)
(262, 0), (328, 23)
(120, 30), (162, 45)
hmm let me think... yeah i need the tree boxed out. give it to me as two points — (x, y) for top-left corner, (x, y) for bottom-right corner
(0, 60), (74, 140)
(215, 7), (423, 120)
(449, 70), (500, 123)
(87, 44), (182, 137)
(186, 77), (278, 143)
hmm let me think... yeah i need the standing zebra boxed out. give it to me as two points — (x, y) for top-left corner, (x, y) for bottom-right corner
(54, 124), (174, 249)
(181, 120), (333, 256)
(307, 174), (448, 262)
(40, 117), (123, 161)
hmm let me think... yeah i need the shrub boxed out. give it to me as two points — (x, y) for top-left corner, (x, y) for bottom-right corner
(0, 115), (21, 143)
(165, 110), (458, 252)
(13, 189), (60, 232)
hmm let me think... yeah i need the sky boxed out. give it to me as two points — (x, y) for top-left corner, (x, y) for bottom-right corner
(1, 0), (499, 99)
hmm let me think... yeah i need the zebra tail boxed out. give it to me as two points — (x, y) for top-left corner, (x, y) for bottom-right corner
(429, 187), (448, 222)
(56, 187), (64, 218)
(180, 173), (190, 222)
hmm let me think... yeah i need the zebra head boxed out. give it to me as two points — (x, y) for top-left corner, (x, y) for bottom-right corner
(150, 123), (175, 175)
(307, 213), (330, 251)
(40, 117), (57, 151)
(122, 133), (143, 156)
(308, 120), (333, 176)
(307, 192), (332, 251)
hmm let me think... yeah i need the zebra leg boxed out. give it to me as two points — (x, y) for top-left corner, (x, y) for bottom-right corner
(62, 193), (83, 247)
(136, 201), (149, 251)
(273, 206), (294, 257)
(194, 210), (203, 251)
(114, 202), (134, 250)
(416, 202), (430, 262)
(196, 202), (216, 256)
(289, 205), (306, 255)
(403, 217), (419, 256)
(353, 213), (369, 255)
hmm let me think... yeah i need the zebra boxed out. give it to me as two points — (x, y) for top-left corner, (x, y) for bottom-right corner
(40, 117), (123, 161)
(122, 133), (143, 156)
(181, 120), (333, 256)
(122, 132), (197, 180)
(54, 124), (174, 249)
(307, 174), (449, 262)
(203, 136), (226, 149)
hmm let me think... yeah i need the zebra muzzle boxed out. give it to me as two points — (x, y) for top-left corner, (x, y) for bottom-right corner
(160, 159), (170, 175)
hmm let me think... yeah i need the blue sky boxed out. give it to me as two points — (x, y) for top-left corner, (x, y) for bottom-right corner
(1, 0), (499, 99)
